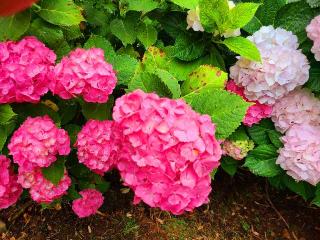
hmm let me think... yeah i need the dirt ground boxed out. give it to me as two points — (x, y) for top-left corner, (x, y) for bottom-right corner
(1, 170), (320, 240)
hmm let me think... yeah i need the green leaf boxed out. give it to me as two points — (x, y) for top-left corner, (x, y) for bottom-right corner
(312, 185), (320, 207)
(137, 23), (157, 48)
(171, 0), (199, 9)
(184, 89), (252, 139)
(306, 0), (320, 8)
(61, 25), (83, 41)
(228, 125), (250, 141)
(247, 119), (274, 145)
(242, 16), (262, 34)
(244, 144), (282, 177)
(0, 122), (16, 152)
(113, 54), (139, 85)
(65, 182), (81, 200)
(38, 0), (84, 27)
(227, 3), (261, 29)
(282, 175), (315, 201)
(171, 34), (205, 61)
(267, 130), (283, 149)
(221, 156), (240, 176)
(64, 124), (81, 146)
(255, 0), (286, 26)
(223, 37), (261, 62)
(305, 62), (320, 92)
(0, 10), (31, 41)
(123, 0), (159, 12)
(154, 69), (181, 99)
(199, 0), (229, 31)
(0, 105), (16, 125)
(80, 96), (114, 121)
(181, 65), (227, 96)
(27, 18), (65, 50)
(84, 35), (117, 63)
(110, 18), (137, 46)
(42, 157), (66, 185)
(274, 1), (313, 42)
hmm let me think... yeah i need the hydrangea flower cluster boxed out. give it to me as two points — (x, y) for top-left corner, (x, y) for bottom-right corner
(113, 90), (222, 215)
(222, 140), (254, 161)
(8, 116), (71, 203)
(8, 116), (71, 170)
(306, 15), (320, 61)
(51, 48), (117, 103)
(75, 120), (117, 175)
(18, 167), (71, 203)
(230, 26), (310, 105)
(186, 7), (204, 32)
(72, 189), (104, 218)
(226, 80), (272, 126)
(271, 89), (320, 133)
(0, 155), (22, 209)
(277, 124), (320, 186)
(0, 36), (56, 104)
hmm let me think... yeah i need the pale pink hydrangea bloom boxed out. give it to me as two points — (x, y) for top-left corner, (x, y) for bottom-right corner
(113, 90), (222, 215)
(230, 26), (310, 105)
(75, 120), (117, 174)
(8, 116), (70, 170)
(0, 36), (56, 103)
(277, 124), (320, 186)
(18, 167), (71, 204)
(72, 189), (104, 218)
(226, 80), (272, 126)
(306, 15), (320, 61)
(0, 155), (22, 209)
(271, 89), (320, 133)
(248, 26), (298, 50)
(222, 140), (254, 161)
(51, 48), (117, 103)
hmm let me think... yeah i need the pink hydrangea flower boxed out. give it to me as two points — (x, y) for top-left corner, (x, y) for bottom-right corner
(271, 88), (320, 133)
(277, 124), (320, 186)
(222, 139), (254, 161)
(113, 90), (222, 215)
(0, 36), (56, 103)
(18, 167), (71, 203)
(51, 48), (117, 103)
(75, 120), (117, 174)
(72, 189), (104, 218)
(226, 80), (272, 126)
(306, 15), (320, 61)
(230, 26), (310, 105)
(8, 115), (70, 170)
(0, 155), (22, 209)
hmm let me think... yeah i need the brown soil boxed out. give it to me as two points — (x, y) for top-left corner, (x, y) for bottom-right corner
(1, 171), (320, 240)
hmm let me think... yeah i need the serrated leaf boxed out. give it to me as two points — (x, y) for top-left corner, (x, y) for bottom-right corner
(27, 18), (65, 50)
(154, 69), (181, 98)
(228, 125), (249, 141)
(123, 0), (159, 12)
(113, 54), (139, 85)
(244, 144), (282, 177)
(267, 130), (283, 149)
(306, 0), (320, 8)
(184, 89), (252, 139)
(137, 23), (157, 48)
(84, 35), (117, 63)
(42, 157), (66, 185)
(181, 65), (227, 96)
(0, 10), (30, 41)
(282, 175), (315, 201)
(80, 96), (114, 121)
(38, 0), (84, 27)
(247, 119), (274, 145)
(227, 3), (260, 29)
(223, 36), (261, 62)
(305, 62), (320, 92)
(274, 1), (313, 42)
(0, 105), (16, 125)
(110, 18), (137, 46)
(171, 34), (205, 61)
(0, 122), (16, 152)
(242, 16), (262, 34)
(221, 156), (240, 176)
(199, 0), (229, 31)
(255, 0), (286, 25)
(61, 25), (83, 41)
(171, 0), (199, 9)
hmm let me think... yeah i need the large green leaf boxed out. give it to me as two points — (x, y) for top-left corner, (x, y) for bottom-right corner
(123, 0), (159, 12)
(242, 16), (262, 34)
(223, 36), (261, 62)
(0, 122), (16, 152)
(112, 54), (139, 85)
(227, 3), (261, 29)
(255, 0), (286, 25)
(184, 89), (252, 139)
(306, 0), (320, 8)
(0, 105), (16, 125)
(305, 62), (320, 93)
(110, 17), (137, 46)
(0, 10), (31, 41)
(137, 22), (157, 48)
(84, 35), (117, 63)
(312, 185), (320, 206)
(221, 156), (240, 176)
(282, 175), (315, 201)
(42, 157), (66, 185)
(199, 0), (229, 31)
(80, 96), (114, 121)
(38, 0), (84, 27)
(154, 69), (181, 99)
(247, 119), (274, 145)
(171, 0), (199, 9)
(244, 144), (282, 177)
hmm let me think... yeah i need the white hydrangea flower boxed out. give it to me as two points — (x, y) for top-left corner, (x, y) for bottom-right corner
(186, 7), (204, 32)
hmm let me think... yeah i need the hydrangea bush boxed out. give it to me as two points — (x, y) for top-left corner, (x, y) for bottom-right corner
(0, 0), (320, 217)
